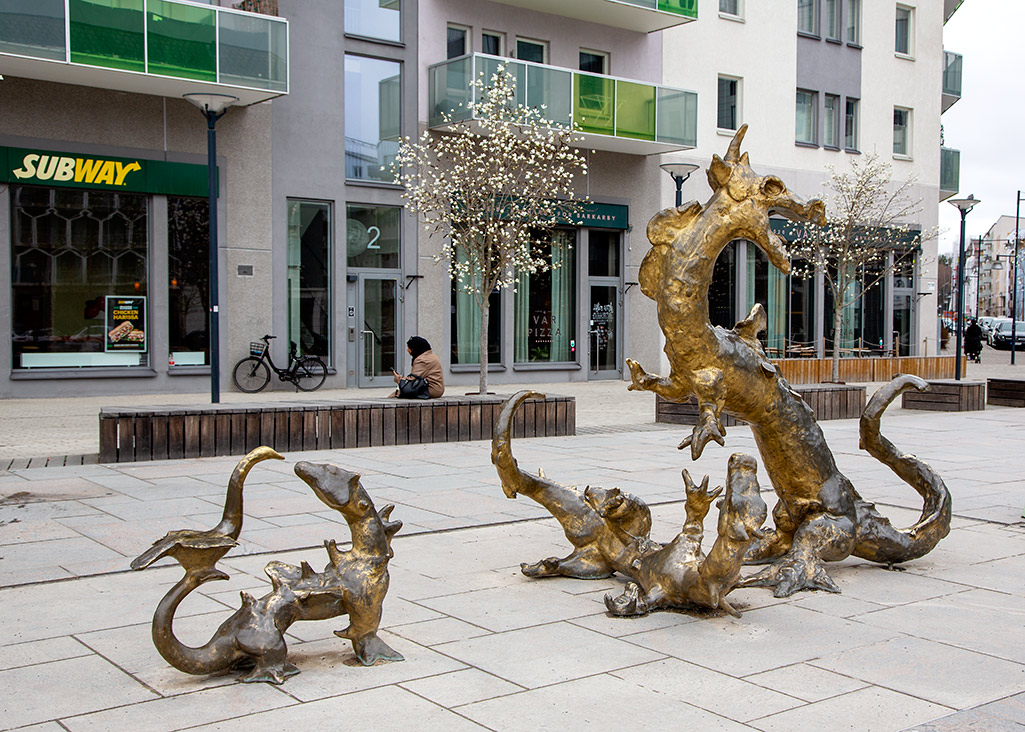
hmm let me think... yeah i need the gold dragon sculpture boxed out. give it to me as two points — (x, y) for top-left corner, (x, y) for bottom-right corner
(132, 448), (403, 684)
(625, 124), (952, 596)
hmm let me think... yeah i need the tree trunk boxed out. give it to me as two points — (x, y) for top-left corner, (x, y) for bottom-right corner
(478, 298), (489, 395)
(831, 295), (843, 383)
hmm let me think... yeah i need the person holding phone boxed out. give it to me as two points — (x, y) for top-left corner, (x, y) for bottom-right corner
(391, 336), (445, 398)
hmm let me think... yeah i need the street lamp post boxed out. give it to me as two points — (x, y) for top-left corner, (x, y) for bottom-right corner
(948, 195), (980, 381)
(1012, 190), (1023, 365)
(660, 162), (700, 207)
(183, 93), (238, 404)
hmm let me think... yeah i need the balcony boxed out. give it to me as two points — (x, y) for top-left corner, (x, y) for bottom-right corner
(428, 54), (697, 156)
(486, 0), (696, 33)
(944, 0), (964, 24)
(0, 0), (287, 106)
(942, 50), (962, 112)
(940, 147), (960, 202)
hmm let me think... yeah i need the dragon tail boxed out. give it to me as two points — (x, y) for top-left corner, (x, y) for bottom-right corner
(491, 390), (548, 499)
(853, 375), (952, 565)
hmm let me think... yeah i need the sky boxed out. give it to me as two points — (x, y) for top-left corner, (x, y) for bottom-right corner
(937, 1), (1025, 254)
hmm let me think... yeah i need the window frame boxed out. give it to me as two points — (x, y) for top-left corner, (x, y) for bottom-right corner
(844, 97), (860, 152)
(343, 53), (403, 183)
(717, 75), (741, 132)
(481, 29), (504, 57)
(447, 23), (469, 60)
(847, 0), (861, 45)
(823, 94), (840, 149)
(343, 0), (402, 44)
(515, 36), (548, 64)
(824, 0), (840, 40)
(579, 48), (609, 75)
(795, 89), (818, 146)
(893, 106), (912, 158)
(798, 0), (818, 36)
(286, 198), (333, 362)
(895, 4), (914, 57)
(719, 0), (742, 18)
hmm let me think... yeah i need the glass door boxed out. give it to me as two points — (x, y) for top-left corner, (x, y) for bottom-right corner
(357, 274), (399, 387)
(588, 283), (620, 378)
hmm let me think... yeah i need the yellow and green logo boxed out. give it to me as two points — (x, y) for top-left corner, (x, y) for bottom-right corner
(12, 153), (142, 187)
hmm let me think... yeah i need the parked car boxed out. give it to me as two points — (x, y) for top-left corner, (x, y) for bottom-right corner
(987, 318), (1011, 344)
(978, 316), (996, 334)
(990, 320), (1025, 349)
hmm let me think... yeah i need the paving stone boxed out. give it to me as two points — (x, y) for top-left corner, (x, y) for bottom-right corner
(744, 663), (871, 703)
(748, 686), (950, 732)
(0, 637), (91, 671)
(399, 668), (524, 708)
(387, 617), (492, 647)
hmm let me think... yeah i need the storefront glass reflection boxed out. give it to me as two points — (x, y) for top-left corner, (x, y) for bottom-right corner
(167, 197), (209, 366)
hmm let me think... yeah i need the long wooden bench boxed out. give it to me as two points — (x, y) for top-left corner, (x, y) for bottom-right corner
(902, 380), (986, 412)
(987, 378), (1025, 408)
(99, 395), (574, 463)
(655, 383), (866, 426)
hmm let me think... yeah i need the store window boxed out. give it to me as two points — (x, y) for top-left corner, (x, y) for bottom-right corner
(709, 242), (736, 329)
(346, 203), (400, 269)
(344, 0), (400, 43)
(845, 98), (859, 151)
(798, 0), (817, 35)
(893, 107), (911, 157)
(287, 200), (331, 359)
(795, 89), (817, 145)
(823, 94), (839, 148)
(167, 197), (209, 366)
(451, 256), (502, 366)
(717, 76), (740, 131)
(514, 230), (576, 363)
(11, 186), (149, 369)
(344, 54), (401, 182)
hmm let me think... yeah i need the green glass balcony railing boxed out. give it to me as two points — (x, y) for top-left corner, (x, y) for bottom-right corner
(615, 0), (697, 18)
(0, 0), (287, 93)
(429, 54), (697, 149)
(940, 147), (960, 199)
(942, 50), (962, 112)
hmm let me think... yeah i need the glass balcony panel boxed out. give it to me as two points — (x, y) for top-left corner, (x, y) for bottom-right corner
(942, 51), (962, 98)
(69, 0), (145, 72)
(940, 147), (960, 195)
(657, 0), (698, 17)
(0, 0), (65, 60)
(574, 72), (614, 136)
(656, 88), (698, 146)
(147, 0), (216, 82)
(616, 0), (658, 8)
(526, 64), (572, 127)
(218, 10), (287, 91)
(615, 80), (655, 141)
(478, 55), (526, 108)
(429, 56), (472, 127)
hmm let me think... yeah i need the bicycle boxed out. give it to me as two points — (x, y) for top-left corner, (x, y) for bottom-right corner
(231, 335), (327, 393)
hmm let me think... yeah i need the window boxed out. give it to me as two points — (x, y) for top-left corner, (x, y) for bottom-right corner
(823, 94), (839, 148)
(845, 98), (859, 150)
(287, 200), (331, 360)
(344, 0), (400, 43)
(893, 107), (911, 156)
(717, 76), (740, 131)
(719, 0), (740, 16)
(346, 204), (400, 269)
(514, 231), (576, 363)
(515, 37), (547, 64)
(798, 0), (817, 35)
(847, 0), (861, 44)
(795, 90), (817, 145)
(168, 197), (209, 366)
(344, 54), (401, 182)
(11, 186), (150, 369)
(824, 0), (839, 39)
(579, 50), (608, 75)
(895, 5), (912, 55)
(447, 24), (467, 59)
(451, 252), (501, 366)
(482, 30), (503, 56)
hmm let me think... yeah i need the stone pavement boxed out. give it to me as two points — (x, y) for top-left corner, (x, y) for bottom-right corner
(1, 387), (1024, 731)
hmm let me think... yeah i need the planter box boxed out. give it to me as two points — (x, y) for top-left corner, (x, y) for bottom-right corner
(902, 380), (986, 412)
(656, 383), (866, 426)
(987, 378), (1025, 408)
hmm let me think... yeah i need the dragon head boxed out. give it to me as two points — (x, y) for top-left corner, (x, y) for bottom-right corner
(706, 125), (826, 275)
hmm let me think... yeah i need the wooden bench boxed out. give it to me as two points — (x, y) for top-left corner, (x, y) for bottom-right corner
(987, 378), (1025, 408)
(655, 383), (866, 426)
(902, 380), (986, 412)
(99, 395), (574, 463)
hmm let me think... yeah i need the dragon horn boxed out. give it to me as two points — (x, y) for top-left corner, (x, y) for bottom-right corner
(725, 124), (748, 163)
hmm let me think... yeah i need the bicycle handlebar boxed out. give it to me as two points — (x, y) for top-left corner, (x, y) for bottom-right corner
(262, 334), (277, 341)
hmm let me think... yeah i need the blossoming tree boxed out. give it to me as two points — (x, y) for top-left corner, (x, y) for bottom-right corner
(787, 153), (931, 381)
(392, 65), (588, 395)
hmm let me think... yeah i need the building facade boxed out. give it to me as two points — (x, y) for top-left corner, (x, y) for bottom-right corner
(0, 0), (963, 399)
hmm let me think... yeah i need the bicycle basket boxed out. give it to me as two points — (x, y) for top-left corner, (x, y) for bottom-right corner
(249, 341), (267, 357)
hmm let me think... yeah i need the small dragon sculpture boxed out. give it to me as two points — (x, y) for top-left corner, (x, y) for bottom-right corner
(625, 125), (952, 596)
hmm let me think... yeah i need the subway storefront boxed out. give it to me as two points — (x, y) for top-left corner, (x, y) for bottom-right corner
(4, 146), (213, 378)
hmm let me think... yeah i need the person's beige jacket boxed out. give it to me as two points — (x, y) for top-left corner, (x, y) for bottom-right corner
(410, 350), (445, 398)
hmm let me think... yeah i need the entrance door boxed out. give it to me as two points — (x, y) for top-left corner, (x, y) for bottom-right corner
(356, 274), (399, 387)
(588, 283), (620, 378)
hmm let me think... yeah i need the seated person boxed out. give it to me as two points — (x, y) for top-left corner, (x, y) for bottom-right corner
(391, 336), (445, 398)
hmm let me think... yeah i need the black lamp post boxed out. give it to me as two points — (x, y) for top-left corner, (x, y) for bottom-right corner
(1012, 190), (1023, 365)
(183, 93), (238, 404)
(660, 162), (700, 207)
(948, 194), (980, 381)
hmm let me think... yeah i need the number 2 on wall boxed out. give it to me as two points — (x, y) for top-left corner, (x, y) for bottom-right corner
(367, 226), (381, 249)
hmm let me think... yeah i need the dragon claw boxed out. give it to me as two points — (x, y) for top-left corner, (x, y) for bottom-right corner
(739, 556), (841, 597)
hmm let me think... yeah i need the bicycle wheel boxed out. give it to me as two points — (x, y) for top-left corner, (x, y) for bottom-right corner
(232, 357), (271, 393)
(293, 357), (327, 392)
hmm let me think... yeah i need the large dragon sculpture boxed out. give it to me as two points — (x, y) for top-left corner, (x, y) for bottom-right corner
(625, 124), (952, 596)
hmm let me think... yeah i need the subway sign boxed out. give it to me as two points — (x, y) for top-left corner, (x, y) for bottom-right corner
(1, 146), (213, 197)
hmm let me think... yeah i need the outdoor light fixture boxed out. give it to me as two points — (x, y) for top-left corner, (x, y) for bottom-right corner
(660, 162), (700, 207)
(184, 93), (239, 404)
(948, 194), (980, 380)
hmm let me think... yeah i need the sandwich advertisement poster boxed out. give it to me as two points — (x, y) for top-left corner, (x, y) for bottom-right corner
(105, 296), (147, 352)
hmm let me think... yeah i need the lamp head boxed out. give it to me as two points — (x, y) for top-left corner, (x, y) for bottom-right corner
(660, 162), (700, 183)
(183, 93), (239, 116)
(948, 194), (980, 214)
